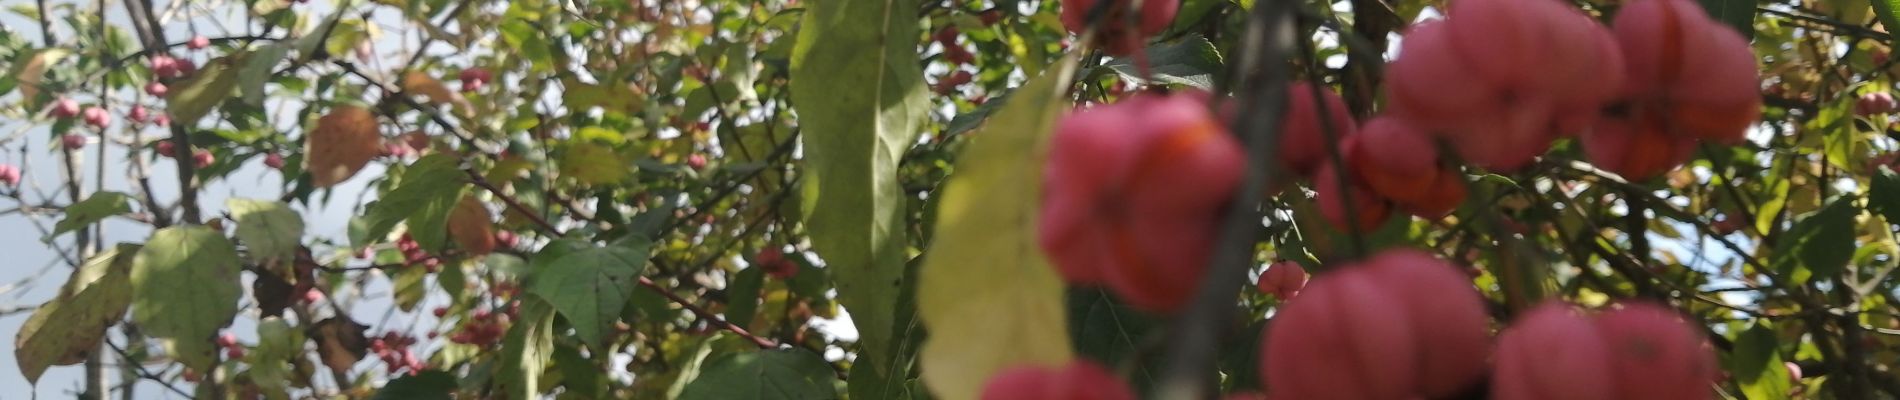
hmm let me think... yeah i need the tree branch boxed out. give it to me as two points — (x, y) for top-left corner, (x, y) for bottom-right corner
(1156, 0), (1297, 396)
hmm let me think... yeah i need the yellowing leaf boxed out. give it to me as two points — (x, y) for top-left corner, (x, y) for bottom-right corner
(917, 53), (1081, 400)
(559, 142), (628, 185)
(15, 244), (138, 383)
(305, 105), (383, 188)
(447, 195), (496, 255)
(164, 53), (245, 127)
(14, 48), (70, 106)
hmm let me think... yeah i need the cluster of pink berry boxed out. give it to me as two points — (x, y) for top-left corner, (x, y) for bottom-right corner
(446, 305), (515, 346)
(370, 331), (426, 375)
(153, 140), (215, 169)
(985, 249), (1718, 400)
(396, 233), (443, 273)
(215, 332), (246, 360)
(753, 248), (799, 279)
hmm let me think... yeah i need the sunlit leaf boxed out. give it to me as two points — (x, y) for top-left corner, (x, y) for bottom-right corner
(45, 191), (133, 243)
(227, 198), (304, 264)
(528, 238), (650, 350)
(917, 52), (1081, 400)
(131, 226), (242, 372)
(15, 244), (138, 383)
(788, 0), (932, 394)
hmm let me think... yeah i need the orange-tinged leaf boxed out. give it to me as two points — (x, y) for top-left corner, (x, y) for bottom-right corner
(448, 195), (496, 255)
(401, 71), (470, 114)
(304, 106), (383, 188)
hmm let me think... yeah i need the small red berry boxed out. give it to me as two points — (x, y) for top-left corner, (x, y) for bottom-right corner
(0, 164), (21, 187)
(153, 114), (171, 127)
(52, 98), (80, 118)
(188, 35), (210, 50)
(686, 154), (708, 170)
(192, 150), (214, 168)
(432, 307), (448, 317)
(494, 230), (519, 248)
(128, 105), (149, 123)
(216, 332), (238, 348)
(82, 107), (110, 129)
(154, 141), (176, 157)
(145, 81), (169, 97)
(263, 153), (286, 169)
(61, 134), (88, 150)
(225, 347), (245, 360)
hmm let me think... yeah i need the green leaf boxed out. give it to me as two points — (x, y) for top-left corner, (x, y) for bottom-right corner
(15, 244), (138, 383)
(251, 317), (305, 393)
(392, 264), (428, 312)
(788, 0), (932, 391)
(497, 297), (556, 400)
(917, 52), (1081, 400)
(726, 265), (766, 331)
(240, 42), (294, 107)
(227, 198), (304, 263)
(1771, 196), (1857, 284)
(45, 191), (133, 243)
(1696, 0), (1756, 39)
(678, 349), (842, 400)
(527, 238), (651, 350)
(131, 225), (243, 372)
(554, 343), (606, 397)
(1101, 36), (1224, 89)
(1871, 0), (1900, 45)
(1869, 167), (1900, 224)
(363, 154), (468, 249)
(375, 370), (456, 400)
(1732, 321), (1792, 400)
(1067, 288), (1161, 390)
(165, 53), (245, 127)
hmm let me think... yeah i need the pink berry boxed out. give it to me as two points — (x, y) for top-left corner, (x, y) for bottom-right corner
(494, 230), (519, 248)
(1313, 162), (1392, 232)
(1058, 0), (1180, 56)
(263, 153), (286, 169)
(128, 105), (149, 123)
(1493, 302), (1617, 400)
(145, 81), (168, 97)
(458, 67), (492, 83)
(686, 154), (707, 170)
(51, 98), (80, 118)
(1356, 249), (1492, 397)
(302, 288), (323, 303)
(1611, 0), (1761, 144)
(216, 332), (238, 348)
(61, 134), (87, 149)
(1597, 302), (1720, 400)
(192, 150), (214, 168)
(188, 35), (210, 50)
(1276, 82), (1358, 177)
(980, 361), (1136, 400)
(432, 307), (448, 317)
(153, 114), (171, 127)
(154, 141), (176, 157)
(82, 107), (110, 129)
(150, 55), (183, 79)
(225, 347), (245, 360)
(1857, 92), (1898, 116)
(0, 164), (22, 187)
(1786, 361), (1803, 383)
(1039, 91), (1244, 312)
(1256, 261), (1308, 299)
(1262, 267), (1418, 400)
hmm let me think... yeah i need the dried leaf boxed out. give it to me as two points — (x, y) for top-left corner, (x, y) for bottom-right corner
(401, 71), (470, 114)
(307, 318), (369, 376)
(447, 195), (496, 255)
(305, 106), (383, 188)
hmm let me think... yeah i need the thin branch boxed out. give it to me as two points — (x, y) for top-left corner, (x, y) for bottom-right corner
(1156, 0), (1297, 396)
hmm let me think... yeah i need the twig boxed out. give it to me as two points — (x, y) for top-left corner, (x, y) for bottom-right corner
(1155, 0), (1297, 397)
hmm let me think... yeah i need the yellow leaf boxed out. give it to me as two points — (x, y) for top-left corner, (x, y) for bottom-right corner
(304, 106), (383, 188)
(559, 142), (628, 185)
(14, 48), (70, 106)
(164, 54), (245, 127)
(917, 52), (1080, 400)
